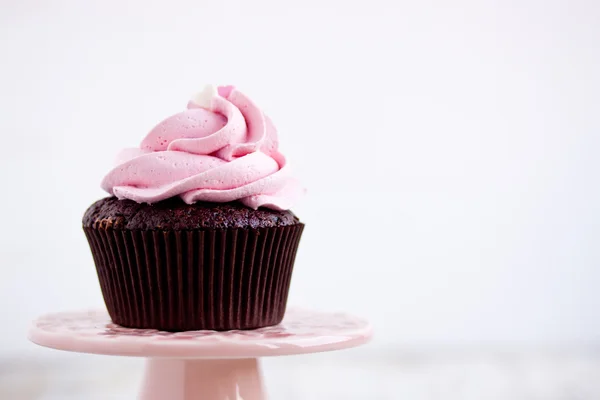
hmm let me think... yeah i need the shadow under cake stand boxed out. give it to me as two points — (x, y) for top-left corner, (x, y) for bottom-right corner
(29, 308), (372, 400)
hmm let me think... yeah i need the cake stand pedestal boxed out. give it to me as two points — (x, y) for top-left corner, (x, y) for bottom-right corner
(29, 308), (372, 400)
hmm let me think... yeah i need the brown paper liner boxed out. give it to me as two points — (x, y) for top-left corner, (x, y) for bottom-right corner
(84, 224), (304, 331)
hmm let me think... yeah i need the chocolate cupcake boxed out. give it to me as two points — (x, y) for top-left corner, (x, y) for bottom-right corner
(83, 85), (305, 331)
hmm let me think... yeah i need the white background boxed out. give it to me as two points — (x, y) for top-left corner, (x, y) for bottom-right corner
(1, 0), (599, 357)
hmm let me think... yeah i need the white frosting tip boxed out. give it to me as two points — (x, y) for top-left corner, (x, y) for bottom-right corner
(191, 84), (218, 109)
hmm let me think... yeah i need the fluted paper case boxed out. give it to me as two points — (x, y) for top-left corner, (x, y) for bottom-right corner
(84, 224), (304, 331)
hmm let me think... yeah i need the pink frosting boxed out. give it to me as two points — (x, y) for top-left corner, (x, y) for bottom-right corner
(101, 86), (303, 210)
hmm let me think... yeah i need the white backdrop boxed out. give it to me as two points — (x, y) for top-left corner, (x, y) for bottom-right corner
(1, 0), (599, 356)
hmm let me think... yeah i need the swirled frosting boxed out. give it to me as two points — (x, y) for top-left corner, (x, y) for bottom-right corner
(101, 85), (303, 210)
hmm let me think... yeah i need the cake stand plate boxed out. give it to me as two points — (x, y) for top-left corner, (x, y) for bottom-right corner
(29, 308), (372, 400)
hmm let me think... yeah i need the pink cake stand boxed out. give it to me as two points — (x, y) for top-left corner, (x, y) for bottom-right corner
(29, 307), (372, 400)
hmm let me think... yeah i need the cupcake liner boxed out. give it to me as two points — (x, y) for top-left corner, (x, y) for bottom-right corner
(84, 225), (304, 331)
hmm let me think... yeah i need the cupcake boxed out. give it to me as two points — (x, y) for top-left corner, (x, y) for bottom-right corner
(83, 85), (304, 331)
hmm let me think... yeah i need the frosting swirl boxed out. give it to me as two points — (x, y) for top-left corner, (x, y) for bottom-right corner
(101, 85), (303, 210)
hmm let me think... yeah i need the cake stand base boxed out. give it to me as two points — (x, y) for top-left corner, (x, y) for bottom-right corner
(29, 308), (372, 400)
(140, 358), (264, 400)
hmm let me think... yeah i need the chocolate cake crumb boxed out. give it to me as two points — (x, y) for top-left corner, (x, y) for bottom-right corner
(83, 197), (300, 230)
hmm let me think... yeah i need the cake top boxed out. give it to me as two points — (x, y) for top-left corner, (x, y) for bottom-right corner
(83, 197), (300, 230)
(101, 85), (303, 211)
